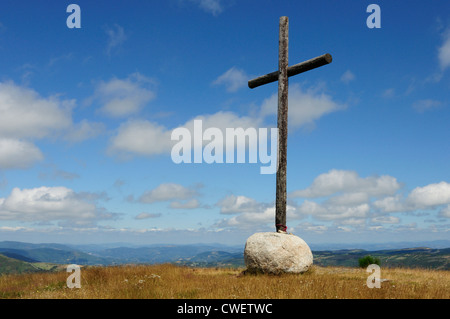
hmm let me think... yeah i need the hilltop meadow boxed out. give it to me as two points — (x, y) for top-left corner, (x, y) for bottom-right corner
(0, 263), (448, 299)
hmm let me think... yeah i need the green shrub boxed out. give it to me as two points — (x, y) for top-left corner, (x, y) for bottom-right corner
(358, 255), (380, 268)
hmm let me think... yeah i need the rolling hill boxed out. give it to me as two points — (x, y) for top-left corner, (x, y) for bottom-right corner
(312, 247), (450, 270)
(0, 241), (112, 267)
(0, 253), (62, 275)
(0, 241), (449, 276)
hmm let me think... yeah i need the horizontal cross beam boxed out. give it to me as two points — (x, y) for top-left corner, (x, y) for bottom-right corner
(248, 53), (332, 89)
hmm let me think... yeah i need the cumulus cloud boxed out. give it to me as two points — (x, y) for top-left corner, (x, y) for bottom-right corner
(297, 200), (370, 222)
(215, 203), (299, 230)
(184, 111), (262, 134)
(91, 73), (156, 118)
(107, 81), (343, 161)
(289, 171), (450, 226)
(108, 82), (343, 159)
(407, 181), (450, 208)
(260, 84), (346, 130)
(213, 67), (249, 92)
(109, 119), (172, 157)
(0, 186), (113, 223)
(108, 111), (262, 158)
(0, 138), (43, 169)
(0, 81), (105, 168)
(217, 206), (274, 228)
(0, 81), (73, 139)
(373, 181), (450, 216)
(65, 119), (105, 142)
(289, 170), (448, 227)
(214, 194), (302, 230)
(139, 183), (200, 204)
(216, 195), (261, 214)
(290, 169), (400, 199)
(372, 195), (405, 213)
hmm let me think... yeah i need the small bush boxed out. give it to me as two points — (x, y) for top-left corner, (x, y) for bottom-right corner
(358, 255), (380, 268)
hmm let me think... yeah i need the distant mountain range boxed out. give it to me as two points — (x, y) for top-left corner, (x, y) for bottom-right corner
(0, 240), (449, 275)
(308, 240), (450, 251)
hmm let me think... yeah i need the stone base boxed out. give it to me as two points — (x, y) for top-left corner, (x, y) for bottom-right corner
(244, 232), (313, 274)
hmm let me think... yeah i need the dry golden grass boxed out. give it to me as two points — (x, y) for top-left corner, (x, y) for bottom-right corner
(0, 264), (448, 299)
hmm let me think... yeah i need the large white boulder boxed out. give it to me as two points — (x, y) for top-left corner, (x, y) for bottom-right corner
(244, 232), (313, 274)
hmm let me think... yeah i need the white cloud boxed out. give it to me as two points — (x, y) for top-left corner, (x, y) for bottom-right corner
(0, 82), (104, 169)
(215, 203), (299, 230)
(291, 171), (450, 226)
(214, 194), (303, 230)
(371, 215), (400, 224)
(0, 186), (111, 223)
(438, 30), (450, 70)
(0, 82), (73, 139)
(48, 53), (74, 68)
(407, 181), (450, 208)
(216, 195), (261, 214)
(439, 205), (450, 218)
(325, 192), (369, 206)
(109, 119), (172, 157)
(372, 182), (450, 216)
(108, 82), (340, 160)
(109, 110), (262, 158)
(300, 223), (328, 233)
(290, 170), (445, 227)
(218, 206), (274, 227)
(340, 70), (355, 83)
(0, 138), (43, 169)
(39, 169), (79, 181)
(135, 212), (162, 220)
(186, 111), (261, 132)
(213, 67), (249, 92)
(297, 200), (370, 222)
(412, 99), (442, 113)
(169, 199), (200, 209)
(372, 195), (405, 213)
(65, 119), (105, 142)
(188, 0), (223, 16)
(92, 73), (156, 118)
(105, 24), (127, 55)
(290, 169), (400, 198)
(382, 88), (395, 98)
(139, 183), (199, 204)
(260, 84), (345, 130)
(0, 176), (7, 189)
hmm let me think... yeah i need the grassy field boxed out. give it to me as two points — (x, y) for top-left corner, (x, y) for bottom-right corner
(0, 264), (448, 299)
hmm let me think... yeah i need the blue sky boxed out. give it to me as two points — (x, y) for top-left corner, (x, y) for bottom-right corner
(0, 0), (449, 247)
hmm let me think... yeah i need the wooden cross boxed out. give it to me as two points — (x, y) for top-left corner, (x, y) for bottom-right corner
(248, 16), (333, 233)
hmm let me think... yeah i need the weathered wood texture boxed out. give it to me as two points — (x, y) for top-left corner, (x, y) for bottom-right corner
(275, 16), (289, 233)
(248, 53), (332, 89)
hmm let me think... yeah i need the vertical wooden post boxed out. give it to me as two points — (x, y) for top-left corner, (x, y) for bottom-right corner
(276, 16), (289, 233)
